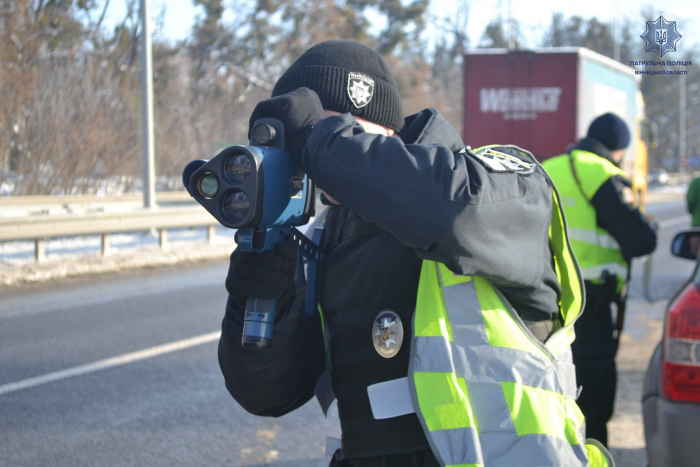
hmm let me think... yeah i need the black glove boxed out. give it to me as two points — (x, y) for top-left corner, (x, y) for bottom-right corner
(225, 237), (299, 315)
(248, 88), (326, 167)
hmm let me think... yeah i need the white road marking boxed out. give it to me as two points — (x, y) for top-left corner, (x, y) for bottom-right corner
(0, 331), (221, 396)
(658, 215), (691, 229)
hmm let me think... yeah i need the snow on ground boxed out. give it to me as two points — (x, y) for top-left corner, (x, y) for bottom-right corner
(0, 209), (324, 288)
(646, 183), (688, 204)
(0, 226), (237, 287)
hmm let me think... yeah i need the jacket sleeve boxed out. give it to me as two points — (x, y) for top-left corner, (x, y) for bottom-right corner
(301, 113), (555, 289)
(218, 292), (326, 417)
(591, 175), (657, 259)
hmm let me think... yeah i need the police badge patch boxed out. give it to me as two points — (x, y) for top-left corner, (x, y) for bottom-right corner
(347, 72), (375, 108)
(372, 310), (403, 358)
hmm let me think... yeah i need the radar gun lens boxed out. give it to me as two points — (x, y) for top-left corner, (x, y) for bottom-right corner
(225, 154), (252, 185)
(197, 173), (219, 198)
(223, 191), (251, 225)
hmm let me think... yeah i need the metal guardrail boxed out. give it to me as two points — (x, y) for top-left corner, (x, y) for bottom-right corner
(652, 171), (700, 186)
(0, 191), (191, 207)
(0, 191), (194, 219)
(0, 205), (219, 262)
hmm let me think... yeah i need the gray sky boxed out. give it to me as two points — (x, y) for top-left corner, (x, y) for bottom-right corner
(101, 0), (700, 52)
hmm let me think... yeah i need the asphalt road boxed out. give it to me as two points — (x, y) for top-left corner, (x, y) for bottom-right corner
(607, 197), (696, 466)
(0, 263), (340, 467)
(0, 197), (694, 467)
(624, 198), (694, 331)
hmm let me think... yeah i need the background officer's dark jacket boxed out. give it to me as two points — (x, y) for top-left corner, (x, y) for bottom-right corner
(218, 110), (563, 458)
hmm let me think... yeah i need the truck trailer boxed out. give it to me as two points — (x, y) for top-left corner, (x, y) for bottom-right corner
(463, 47), (655, 207)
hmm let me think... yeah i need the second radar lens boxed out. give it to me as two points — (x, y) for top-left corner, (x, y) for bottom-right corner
(197, 173), (219, 198)
(223, 191), (251, 225)
(225, 154), (252, 185)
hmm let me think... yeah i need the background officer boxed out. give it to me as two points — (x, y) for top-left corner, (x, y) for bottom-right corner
(686, 175), (700, 227)
(543, 112), (657, 447)
(218, 40), (610, 466)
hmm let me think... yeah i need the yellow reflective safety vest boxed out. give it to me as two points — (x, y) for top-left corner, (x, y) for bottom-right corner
(542, 150), (628, 292)
(366, 146), (614, 466)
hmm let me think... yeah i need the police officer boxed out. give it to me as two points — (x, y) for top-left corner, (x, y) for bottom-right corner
(219, 40), (612, 466)
(543, 113), (657, 447)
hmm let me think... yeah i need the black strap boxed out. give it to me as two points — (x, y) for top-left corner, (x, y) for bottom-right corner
(568, 152), (631, 338)
(567, 152), (594, 207)
(614, 271), (631, 341)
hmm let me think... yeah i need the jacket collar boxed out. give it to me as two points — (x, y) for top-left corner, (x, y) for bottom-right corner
(399, 108), (465, 152)
(572, 137), (619, 167)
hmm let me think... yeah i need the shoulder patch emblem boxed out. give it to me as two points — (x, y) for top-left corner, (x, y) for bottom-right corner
(465, 147), (535, 174)
(621, 187), (636, 206)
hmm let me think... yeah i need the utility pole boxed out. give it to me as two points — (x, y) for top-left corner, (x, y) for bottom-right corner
(613, 0), (620, 62)
(508, 0), (515, 50)
(140, 0), (156, 209)
(680, 73), (687, 169)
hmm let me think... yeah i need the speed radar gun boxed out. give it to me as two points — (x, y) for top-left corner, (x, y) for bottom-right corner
(182, 118), (325, 349)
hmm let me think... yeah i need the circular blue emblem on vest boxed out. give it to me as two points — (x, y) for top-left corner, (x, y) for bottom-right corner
(373, 310), (403, 358)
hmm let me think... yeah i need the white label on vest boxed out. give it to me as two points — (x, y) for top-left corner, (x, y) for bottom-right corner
(367, 377), (415, 419)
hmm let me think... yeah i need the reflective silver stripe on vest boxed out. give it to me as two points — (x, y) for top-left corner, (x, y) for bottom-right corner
(367, 379), (589, 466)
(479, 431), (589, 466)
(442, 279), (576, 398)
(567, 227), (620, 250)
(431, 427), (483, 466)
(406, 265), (588, 467)
(412, 336), (572, 396)
(579, 263), (628, 281)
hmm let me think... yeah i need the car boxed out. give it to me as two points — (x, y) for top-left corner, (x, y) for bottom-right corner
(643, 229), (700, 466)
(647, 169), (669, 186)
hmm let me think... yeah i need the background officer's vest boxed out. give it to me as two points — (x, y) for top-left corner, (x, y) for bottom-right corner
(542, 150), (628, 291)
(366, 148), (614, 466)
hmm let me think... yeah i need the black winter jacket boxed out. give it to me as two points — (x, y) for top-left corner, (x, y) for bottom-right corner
(219, 109), (564, 457)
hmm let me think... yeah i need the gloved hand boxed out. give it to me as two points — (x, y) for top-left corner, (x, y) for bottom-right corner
(248, 87), (326, 167)
(225, 237), (299, 316)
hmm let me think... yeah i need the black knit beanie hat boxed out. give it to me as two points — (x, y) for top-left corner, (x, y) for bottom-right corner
(587, 113), (631, 150)
(272, 40), (404, 132)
